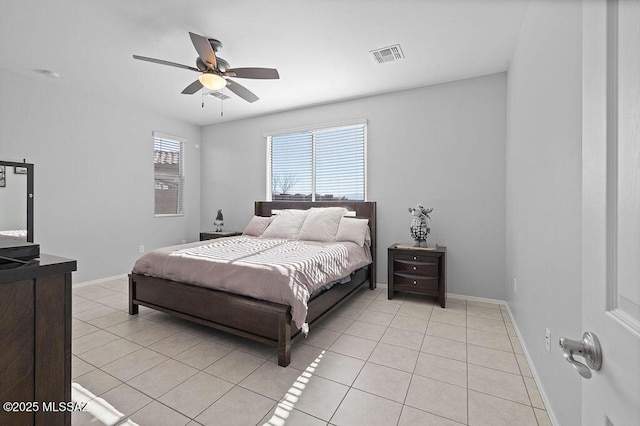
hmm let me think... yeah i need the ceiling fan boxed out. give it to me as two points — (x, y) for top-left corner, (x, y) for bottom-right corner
(133, 32), (279, 103)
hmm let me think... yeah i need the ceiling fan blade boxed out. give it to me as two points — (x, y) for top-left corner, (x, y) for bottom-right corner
(132, 55), (199, 72)
(226, 79), (259, 103)
(181, 79), (203, 95)
(189, 32), (217, 69)
(225, 68), (280, 79)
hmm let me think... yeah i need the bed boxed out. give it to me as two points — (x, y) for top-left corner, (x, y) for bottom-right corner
(128, 201), (376, 366)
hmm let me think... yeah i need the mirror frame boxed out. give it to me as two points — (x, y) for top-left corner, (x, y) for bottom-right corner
(0, 160), (34, 242)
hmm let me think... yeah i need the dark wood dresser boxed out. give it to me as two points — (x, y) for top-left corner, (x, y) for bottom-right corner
(388, 244), (447, 307)
(199, 231), (242, 241)
(0, 254), (77, 426)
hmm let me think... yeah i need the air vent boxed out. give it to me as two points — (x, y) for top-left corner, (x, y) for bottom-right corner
(370, 44), (404, 64)
(207, 91), (230, 101)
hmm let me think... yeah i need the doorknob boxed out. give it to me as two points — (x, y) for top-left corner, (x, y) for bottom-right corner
(559, 332), (602, 379)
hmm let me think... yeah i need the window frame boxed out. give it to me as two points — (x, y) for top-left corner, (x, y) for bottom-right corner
(265, 120), (368, 202)
(153, 131), (186, 218)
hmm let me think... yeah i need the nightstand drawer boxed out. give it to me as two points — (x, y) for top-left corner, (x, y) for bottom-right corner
(394, 253), (438, 264)
(393, 273), (439, 292)
(393, 260), (438, 276)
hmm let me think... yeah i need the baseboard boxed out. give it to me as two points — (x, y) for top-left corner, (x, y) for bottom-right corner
(73, 274), (128, 288)
(503, 303), (559, 426)
(447, 292), (506, 306)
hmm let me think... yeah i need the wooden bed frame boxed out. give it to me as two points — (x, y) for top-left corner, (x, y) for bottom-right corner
(129, 201), (376, 366)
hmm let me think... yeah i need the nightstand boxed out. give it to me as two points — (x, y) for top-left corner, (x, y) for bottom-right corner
(388, 244), (447, 308)
(199, 231), (242, 241)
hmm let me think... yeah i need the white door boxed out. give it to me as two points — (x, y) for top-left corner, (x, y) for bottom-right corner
(582, 0), (640, 425)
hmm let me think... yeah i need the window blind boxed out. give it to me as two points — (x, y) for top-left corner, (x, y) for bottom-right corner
(153, 133), (185, 216)
(267, 123), (366, 201)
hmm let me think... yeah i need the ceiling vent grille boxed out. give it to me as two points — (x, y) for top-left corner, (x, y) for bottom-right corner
(207, 91), (230, 101)
(370, 44), (404, 64)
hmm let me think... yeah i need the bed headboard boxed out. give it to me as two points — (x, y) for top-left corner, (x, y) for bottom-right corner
(255, 201), (377, 288)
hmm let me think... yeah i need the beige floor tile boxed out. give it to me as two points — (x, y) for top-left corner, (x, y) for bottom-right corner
(78, 338), (143, 367)
(72, 330), (120, 355)
(467, 316), (507, 334)
(396, 303), (433, 320)
(399, 406), (465, 426)
(205, 349), (266, 384)
(405, 375), (467, 424)
(367, 300), (401, 314)
(514, 354), (533, 378)
(131, 401), (191, 426)
(315, 314), (355, 333)
(510, 334), (525, 354)
(99, 383), (153, 417)
(87, 311), (132, 329)
(283, 374), (349, 421)
(261, 404), (326, 426)
(195, 386), (276, 426)
(331, 388), (403, 426)
(95, 293), (129, 310)
(73, 305), (119, 321)
(141, 310), (173, 324)
(390, 315), (429, 334)
(72, 355), (96, 379)
(356, 309), (394, 326)
(328, 334), (377, 360)
(74, 369), (122, 397)
(158, 372), (233, 418)
(149, 331), (204, 357)
(506, 323), (518, 337)
(332, 305), (366, 320)
(343, 297), (375, 311)
(344, 320), (386, 341)
(101, 348), (168, 382)
(467, 306), (504, 321)
(468, 364), (530, 405)
(303, 327), (342, 349)
(175, 340), (234, 369)
(74, 285), (120, 300)
(414, 352), (467, 388)
(534, 408), (553, 426)
(273, 342), (327, 371)
(97, 279), (129, 293)
(125, 323), (180, 346)
(403, 293), (438, 305)
(368, 342), (419, 373)
(72, 299), (101, 313)
(237, 339), (277, 359)
(467, 328), (513, 352)
(467, 301), (501, 310)
(381, 327), (425, 351)
(468, 390), (537, 426)
(105, 317), (157, 337)
(72, 320), (100, 339)
(524, 377), (545, 409)
(308, 350), (365, 386)
(71, 408), (120, 426)
(206, 329), (245, 348)
(127, 359), (198, 399)
(430, 309), (467, 327)
(426, 322), (466, 343)
(353, 362), (412, 403)
(239, 361), (303, 400)
(467, 344), (520, 374)
(421, 335), (467, 362)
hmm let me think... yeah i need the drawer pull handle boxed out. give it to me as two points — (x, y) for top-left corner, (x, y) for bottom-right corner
(413, 266), (417, 271)
(413, 256), (417, 260)
(413, 280), (417, 285)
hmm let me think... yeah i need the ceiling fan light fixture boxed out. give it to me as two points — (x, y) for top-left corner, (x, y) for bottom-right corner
(199, 73), (226, 90)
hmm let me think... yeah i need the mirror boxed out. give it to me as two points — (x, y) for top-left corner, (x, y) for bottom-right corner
(0, 160), (34, 242)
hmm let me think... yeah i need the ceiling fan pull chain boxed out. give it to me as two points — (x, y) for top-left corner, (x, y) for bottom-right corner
(221, 91), (224, 117)
(201, 90), (204, 108)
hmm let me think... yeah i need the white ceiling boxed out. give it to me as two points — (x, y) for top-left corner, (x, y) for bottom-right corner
(0, 0), (528, 126)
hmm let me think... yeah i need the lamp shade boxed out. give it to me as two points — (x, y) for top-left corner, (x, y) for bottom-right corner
(199, 73), (227, 91)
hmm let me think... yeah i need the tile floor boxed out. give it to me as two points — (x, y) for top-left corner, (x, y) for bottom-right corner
(71, 277), (553, 426)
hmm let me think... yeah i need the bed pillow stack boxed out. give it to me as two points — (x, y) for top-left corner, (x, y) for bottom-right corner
(335, 217), (370, 247)
(261, 209), (308, 239)
(298, 207), (348, 242)
(242, 216), (273, 237)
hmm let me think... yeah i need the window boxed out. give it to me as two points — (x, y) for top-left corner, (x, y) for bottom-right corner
(267, 122), (366, 201)
(154, 132), (185, 216)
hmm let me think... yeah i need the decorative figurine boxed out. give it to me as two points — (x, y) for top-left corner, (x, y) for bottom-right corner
(408, 204), (433, 247)
(214, 209), (224, 232)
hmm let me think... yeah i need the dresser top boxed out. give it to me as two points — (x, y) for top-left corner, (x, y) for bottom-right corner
(0, 254), (77, 284)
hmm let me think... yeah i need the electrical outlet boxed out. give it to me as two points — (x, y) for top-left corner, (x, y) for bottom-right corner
(139, 245), (145, 253)
(545, 328), (551, 353)
(513, 278), (518, 294)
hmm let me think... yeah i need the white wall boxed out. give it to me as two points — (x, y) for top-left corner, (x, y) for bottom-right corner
(505, 1), (583, 425)
(0, 70), (201, 283)
(201, 73), (506, 298)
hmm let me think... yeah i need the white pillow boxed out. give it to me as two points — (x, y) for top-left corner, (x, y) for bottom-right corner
(298, 207), (348, 242)
(243, 216), (272, 237)
(261, 209), (308, 239)
(335, 217), (370, 247)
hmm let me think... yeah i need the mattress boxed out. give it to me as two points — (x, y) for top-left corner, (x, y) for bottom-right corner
(132, 236), (372, 328)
